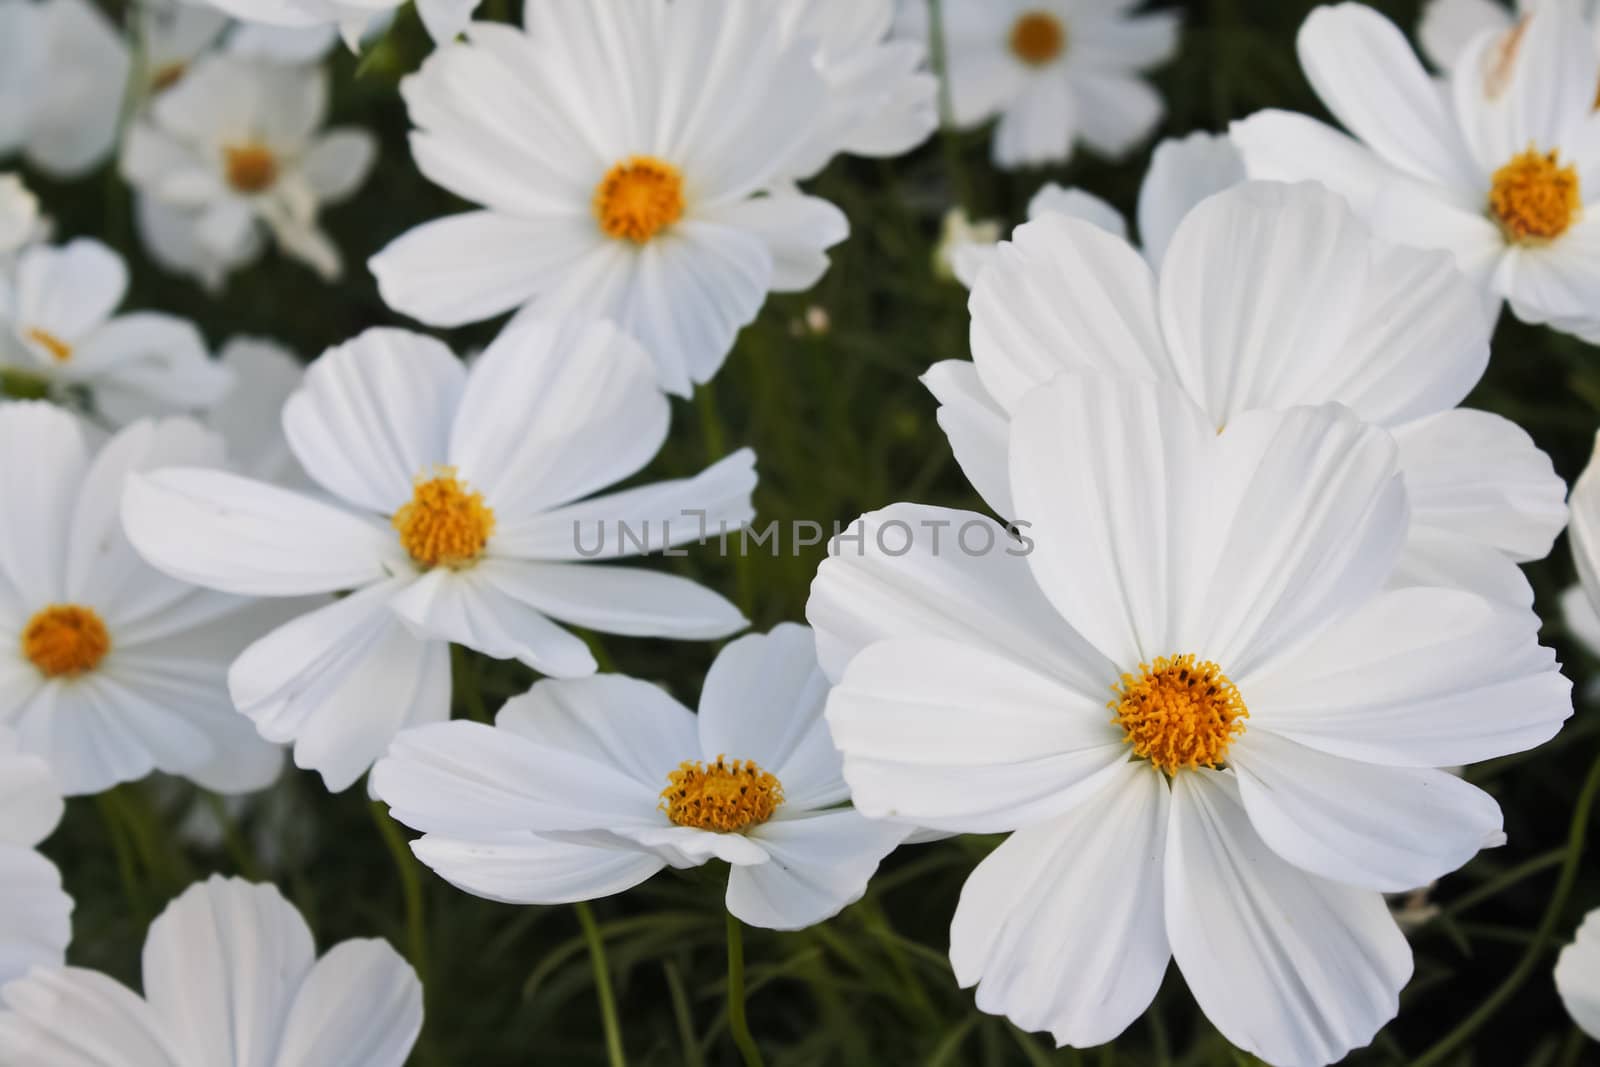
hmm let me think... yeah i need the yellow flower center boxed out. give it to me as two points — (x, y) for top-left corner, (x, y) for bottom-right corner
(151, 62), (186, 92)
(1489, 147), (1581, 243)
(224, 143), (279, 194)
(391, 467), (495, 569)
(1110, 654), (1247, 775)
(593, 156), (685, 243)
(660, 755), (783, 833)
(25, 328), (71, 362)
(23, 604), (110, 678)
(1010, 11), (1066, 66)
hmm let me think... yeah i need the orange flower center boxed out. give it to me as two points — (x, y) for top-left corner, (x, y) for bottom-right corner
(660, 756), (783, 833)
(1489, 147), (1581, 243)
(224, 143), (279, 194)
(23, 604), (111, 678)
(1110, 654), (1247, 775)
(392, 467), (495, 569)
(593, 156), (685, 243)
(1010, 11), (1066, 66)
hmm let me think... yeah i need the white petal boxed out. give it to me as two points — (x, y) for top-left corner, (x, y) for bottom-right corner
(1135, 131), (1245, 265)
(1166, 770), (1411, 1067)
(828, 638), (1127, 833)
(275, 940), (422, 1067)
(1418, 0), (1514, 72)
(1229, 110), (1398, 216)
(0, 730), (63, 847)
(1395, 408), (1567, 560)
(299, 129), (377, 204)
(0, 967), (175, 1067)
(0, 403), (85, 609)
(696, 194), (849, 292)
(22, 0), (130, 178)
(14, 239), (127, 342)
(1555, 908), (1600, 1041)
(728, 809), (907, 930)
(0, 846), (71, 987)
(950, 763), (1170, 1048)
(142, 876), (314, 1067)
(804, 503), (1115, 691)
(1390, 526), (1535, 609)
(449, 317), (667, 520)
(478, 559), (745, 643)
(1232, 729), (1502, 892)
(284, 328), (465, 514)
(210, 337), (305, 483)
(920, 361), (1013, 517)
(1010, 375), (1406, 678)
(992, 76), (1075, 169)
(410, 832), (665, 905)
(1244, 586), (1571, 767)
(969, 212), (1170, 413)
(1297, 3), (1481, 188)
(1067, 70), (1163, 159)
(1026, 183), (1128, 239)
(122, 468), (402, 596)
(1562, 583), (1600, 661)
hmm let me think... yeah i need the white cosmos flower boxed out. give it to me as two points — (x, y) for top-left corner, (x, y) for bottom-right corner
(122, 320), (756, 792)
(0, 726), (71, 987)
(1557, 908), (1600, 1041)
(0, 875), (422, 1066)
(926, 181), (1568, 609)
(121, 56), (378, 285)
(0, 240), (232, 423)
(1233, 1), (1600, 343)
(809, 372), (1573, 1065)
(780, 0), (939, 179)
(0, 404), (291, 795)
(0, 0), (131, 179)
(372, 624), (909, 930)
(894, 0), (1180, 169)
(368, 0), (849, 398)
(951, 130), (1245, 286)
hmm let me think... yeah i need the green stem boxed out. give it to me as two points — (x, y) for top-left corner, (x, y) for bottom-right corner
(696, 380), (728, 461)
(575, 902), (627, 1067)
(1411, 748), (1600, 1067)
(725, 911), (765, 1067)
(96, 793), (148, 925)
(925, 0), (973, 211)
(369, 802), (430, 991)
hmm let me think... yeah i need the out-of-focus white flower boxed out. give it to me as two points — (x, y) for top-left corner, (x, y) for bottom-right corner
(123, 320), (756, 791)
(208, 336), (305, 484)
(780, 0), (938, 178)
(1233, 2), (1600, 343)
(928, 181), (1568, 609)
(0, 404), (294, 795)
(194, 0), (470, 52)
(0, 174), (41, 258)
(1418, 0), (1600, 70)
(373, 624), (909, 930)
(895, 0), (1180, 169)
(138, 2), (229, 98)
(369, 0), (848, 397)
(810, 373), (1571, 1064)
(0, 875), (423, 1066)
(934, 207), (1001, 281)
(0, 726), (70, 987)
(0, 239), (232, 420)
(1557, 908), (1600, 1041)
(0, 0), (131, 178)
(122, 56), (377, 284)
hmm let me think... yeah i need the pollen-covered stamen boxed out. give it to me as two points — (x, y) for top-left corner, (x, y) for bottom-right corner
(392, 467), (495, 569)
(660, 755), (783, 833)
(25, 328), (71, 362)
(1110, 653), (1247, 775)
(224, 143), (279, 194)
(593, 156), (685, 243)
(1010, 11), (1066, 66)
(23, 604), (110, 678)
(1489, 147), (1582, 243)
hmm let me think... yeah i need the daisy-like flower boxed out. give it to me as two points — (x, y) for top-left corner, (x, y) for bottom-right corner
(951, 130), (1245, 286)
(810, 372), (1572, 1064)
(780, 0), (939, 179)
(368, 0), (849, 397)
(0, 240), (231, 422)
(0, 0), (131, 179)
(122, 320), (755, 792)
(1558, 908), (1600, 1041)
(1233, 2), (1600, 342)
(372, 625), (909, 930)
(927, 181), (1567, 608)
(0, 404), (290, 795)
(895, 0), (1180, 169)
(0, 726), (71, 987)
(122, 55), (377, 285)
(0, 875), (422, 1066)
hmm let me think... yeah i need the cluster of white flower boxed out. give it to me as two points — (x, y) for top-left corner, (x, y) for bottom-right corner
(1, 0), (1600, 1063)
